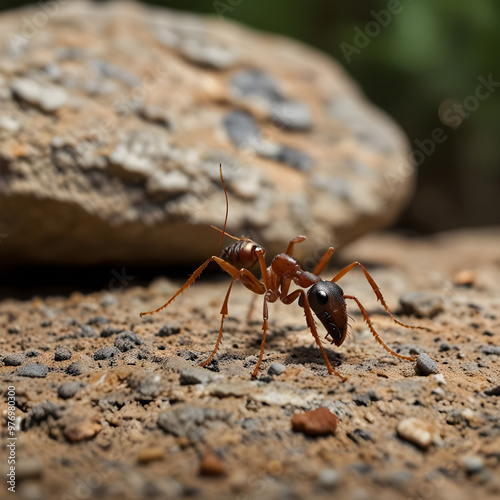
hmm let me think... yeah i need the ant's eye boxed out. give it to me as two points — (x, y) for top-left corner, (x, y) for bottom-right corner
(315, 289), (329, 306)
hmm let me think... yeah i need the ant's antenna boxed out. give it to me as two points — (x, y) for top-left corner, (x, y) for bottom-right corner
(219, 163), (229, 247)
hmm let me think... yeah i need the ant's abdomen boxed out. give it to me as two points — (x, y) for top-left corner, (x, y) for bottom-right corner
(221, 240), (263, 270)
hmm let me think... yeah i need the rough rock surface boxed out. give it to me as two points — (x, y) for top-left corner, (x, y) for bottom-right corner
(0, 0), (414, 266)
(1, 228), (499, 500)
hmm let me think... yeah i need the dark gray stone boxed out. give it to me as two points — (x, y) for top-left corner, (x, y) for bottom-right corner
(128, 371), (164, 400)
(223, 110), (260, 147)
(415, 353), (439, 376)
(17, 363), (49, 378)
(93, 346), (120, 360)
(76, 325), (97, 338)
(157, 325), (181, 337)
(399, 292), (444, 318)
(480, 345), (500, 356)
(3, 353), (26, 366)
(58, 381), (87, 400)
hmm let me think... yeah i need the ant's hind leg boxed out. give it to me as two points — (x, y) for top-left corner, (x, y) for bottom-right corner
(140, 256), (242, 317)
(344, 294), (416, 361)
(332, 262), (429, 332)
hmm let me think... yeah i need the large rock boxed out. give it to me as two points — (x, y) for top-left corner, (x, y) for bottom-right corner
(0, 1), (414, 267)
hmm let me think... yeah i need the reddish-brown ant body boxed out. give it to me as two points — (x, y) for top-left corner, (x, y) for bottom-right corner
(140, 165), (425, 379)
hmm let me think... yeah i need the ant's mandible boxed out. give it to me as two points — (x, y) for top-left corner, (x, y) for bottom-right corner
(140, 165), (427, 380)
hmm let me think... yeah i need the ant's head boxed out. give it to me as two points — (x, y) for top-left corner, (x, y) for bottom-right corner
(305, 281), (348, 346)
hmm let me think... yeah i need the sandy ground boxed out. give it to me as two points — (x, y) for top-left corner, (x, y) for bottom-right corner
(1, 228), (499, 500)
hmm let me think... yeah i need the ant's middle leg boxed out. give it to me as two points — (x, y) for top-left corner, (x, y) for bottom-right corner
(282, 289), (347, 381)
(331, 262), (429, 331)
(285, 235), (306, 256)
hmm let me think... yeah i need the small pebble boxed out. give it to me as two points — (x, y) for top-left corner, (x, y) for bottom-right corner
(268, 362), (286, 376)
(115, 331), (142, 352)
(317, 468), (341, 489)
(157, 325), (181, 337)
(137, 447), (166, 464)
(128, 371), (164, 400)
(54, 347), (72, 361)
(453, 269), (476, 287)
(65, 363), (85, 376)
(480, 345), (500, 356)
(8, 325), (21, 334)
(463, 456), (485, 475)
(24, 401), (61, 428)
(16, 363), (49, 378)
(199, 452), (226, 476)
(396, 417), (441, 449)
(58, 381), (87, 399)
(93, 346), (120, 360)
(3, 353), (26, 366)
(87, 316), (109, 325)
(291, 407), (338, 436)
(100, 326), (121, 337)
(179, 366), (216, 385)
(399, 292), (444, 318)
(76, 325), (97, 338)
(415, 353), (439, 376)
(24, 350), (40, 358)
(64, 419), (101, 443)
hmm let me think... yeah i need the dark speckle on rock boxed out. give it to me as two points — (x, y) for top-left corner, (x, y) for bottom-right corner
(223, 110), (260, 148)
(229, 69), (282, 102)
(8, 325), (21, 334)
(17, 363), (49, 378)
(416, 353), (439, 376)
(3, 353), (26, 366)
(275, 145), (313, 171)
(65, 363), (85, 376)
(484, 386), (500, 396)
(93, 346), (120, 360)
(115, 331), (143, 352)
(54, 347), (72, 361)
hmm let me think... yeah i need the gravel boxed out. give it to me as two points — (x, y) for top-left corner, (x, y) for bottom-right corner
(65, 363), (85, 376)
(93, 346), (120, 360)
(54, 347), (72, 361)
(115, 331), (143, 352)
(3, 353), (26, 366)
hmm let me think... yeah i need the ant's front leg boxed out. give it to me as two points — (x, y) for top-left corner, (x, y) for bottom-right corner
(332, 262), (430, 332)
(282, 289), (347, 381)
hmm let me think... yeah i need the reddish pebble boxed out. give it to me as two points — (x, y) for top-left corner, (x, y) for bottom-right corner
(199, 451), (226, 476)
(291, 407), (338, 436)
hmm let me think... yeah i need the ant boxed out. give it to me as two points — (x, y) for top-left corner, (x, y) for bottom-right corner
(140, 165), (426, 380)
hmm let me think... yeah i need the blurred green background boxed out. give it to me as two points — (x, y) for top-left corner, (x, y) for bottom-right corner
(1, 0), (499, 233)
